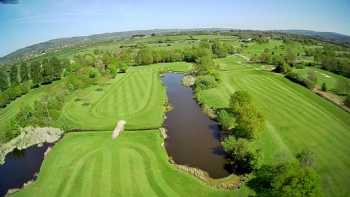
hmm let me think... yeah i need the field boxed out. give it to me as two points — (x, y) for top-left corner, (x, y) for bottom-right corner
(10, 131), (248, 197)
(197, 56), (350, 197)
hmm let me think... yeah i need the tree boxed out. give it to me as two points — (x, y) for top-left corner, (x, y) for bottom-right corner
(194, 75), (218, 90)
(211, 40), (228, 58)
(259, 49), (271, 63)
(10, 65), (19, 86)
(41, 58), (54, 84)
(50, 56), (63, 80)
(19, 62), (29, 82)
(222, 136), (261, 174)
(196, 55), (217, 75)
(0, 70), (9, 91)
(304, 71), (318, 90)
(135, 48), (154, 65)
(230, 91), (265, 139)
(30, 61), (42, 87)
(285, 49), (296, 65)
(274, 62), (291, 74)
(230, 91), (252, 113)
(335, 78), (350, 95)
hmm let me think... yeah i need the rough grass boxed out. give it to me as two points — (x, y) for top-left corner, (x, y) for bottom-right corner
(10, 131), (249, 197)
(198, 56), (350, 197)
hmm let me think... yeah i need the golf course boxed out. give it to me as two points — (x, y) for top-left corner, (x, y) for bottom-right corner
(0, 29), (349, 197)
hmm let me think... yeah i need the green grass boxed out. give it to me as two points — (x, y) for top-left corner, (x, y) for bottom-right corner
(294, 67), (350, 92)
(59, 67), (166, 131)
(197, 56), (350, 197)
(11, 131), (248, 197)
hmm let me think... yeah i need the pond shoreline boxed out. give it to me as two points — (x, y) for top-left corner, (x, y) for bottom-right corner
(162, 73), (230, 178)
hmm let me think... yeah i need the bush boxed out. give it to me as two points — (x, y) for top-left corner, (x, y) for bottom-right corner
(321, 82), (327, 91)
(274, 62), (291, 74)
(0, 92), (10, 108)
(195, 75), (218, 91)
(88, 68), (100, 79)
(304, 79), (316, 90)
(217, 110), (236, 131)
(345, 95), (350, 108)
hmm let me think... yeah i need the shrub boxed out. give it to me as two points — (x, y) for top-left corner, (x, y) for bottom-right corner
(88, 68), (100, 79)
(321, 82), (327, 91)
(345, 95), (350, 108)
(195, 75), (218, 91)
(217, 110), (236, 131)
(0, 92), (10, 108)
(304, 79), (316, 90)
(274, 62), (291, 74)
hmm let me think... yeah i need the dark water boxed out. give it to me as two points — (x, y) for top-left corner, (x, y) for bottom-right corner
(0, 143), (52, 197)
(163, 73), (229, 178)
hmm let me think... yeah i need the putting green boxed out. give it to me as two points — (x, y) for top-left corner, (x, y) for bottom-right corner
(11, 131), (248, 197)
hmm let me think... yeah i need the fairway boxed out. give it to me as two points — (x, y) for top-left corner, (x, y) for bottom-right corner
(10, 131), (248, 197)
(199, 56), (350, 197)
(59, 67), (166, 131)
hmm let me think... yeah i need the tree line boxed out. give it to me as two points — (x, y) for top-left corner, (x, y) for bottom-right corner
(0, 57), (66, 108)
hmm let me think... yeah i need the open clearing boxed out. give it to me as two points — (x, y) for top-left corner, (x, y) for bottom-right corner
(197, 56), (350, 197)
(10, 131), (248, 197)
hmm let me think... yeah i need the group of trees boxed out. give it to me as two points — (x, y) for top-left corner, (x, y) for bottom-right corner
(305, 46), (350, 77)
(285, 71), (318, 90)
(252, 48), (297, 67)
(217, 91), (265, 174)
(0, 57), (66, 108)
(134, 39), (235, 66)
(248, 150), (321, 197)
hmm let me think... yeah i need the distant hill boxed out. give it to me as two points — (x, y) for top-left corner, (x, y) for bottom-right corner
(1, 28), (349, 64)
(0, 29), (184, 64)
(275, 29), (350, 46)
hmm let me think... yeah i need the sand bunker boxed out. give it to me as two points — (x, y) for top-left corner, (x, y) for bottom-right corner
(112, 120), (126, 139)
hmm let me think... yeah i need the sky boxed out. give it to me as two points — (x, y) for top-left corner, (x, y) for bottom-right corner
(0, 0), (349, 57)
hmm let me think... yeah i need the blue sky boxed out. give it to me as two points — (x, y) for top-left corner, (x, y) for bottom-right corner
(0, 0), (349, 57)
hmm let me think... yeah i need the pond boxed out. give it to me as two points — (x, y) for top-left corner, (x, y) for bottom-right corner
(0, 143), (52, 197)
(162, 73), (229, 178)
